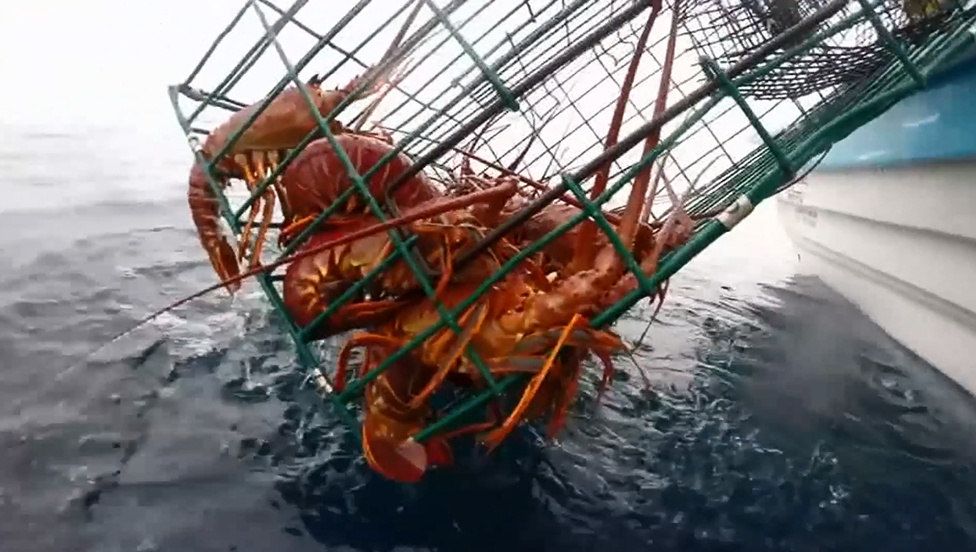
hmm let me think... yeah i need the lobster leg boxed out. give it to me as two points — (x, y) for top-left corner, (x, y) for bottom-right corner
(433, 232), (454, 302)
(480, 313), (585, 451)
(249, 184), (276, 269)
(267, 150), (293, 223)
(407, 302), (488, 410)
(430, 404), (499, 442)
(303, 298), (408, 341)
(247, 153), (279, 269)
(278, 215), (317, 247)
(336, 332), (403, 392)
(594, 350), (616, 400)
(406, 222), (456, 302)
(238, 198), (262, 263)
(234, 153), (264, 263)
(546, 349), (584, 437)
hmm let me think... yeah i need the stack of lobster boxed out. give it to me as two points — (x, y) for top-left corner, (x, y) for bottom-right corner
(187, 27), (691, 482)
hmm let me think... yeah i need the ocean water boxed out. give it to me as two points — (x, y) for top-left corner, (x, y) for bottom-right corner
(3, 3), (976, 552)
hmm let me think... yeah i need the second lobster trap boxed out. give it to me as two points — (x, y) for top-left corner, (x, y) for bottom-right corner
(169, 0), (975, 482)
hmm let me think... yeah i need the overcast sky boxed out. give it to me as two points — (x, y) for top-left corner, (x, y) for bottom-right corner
(0, 0), (811, 219)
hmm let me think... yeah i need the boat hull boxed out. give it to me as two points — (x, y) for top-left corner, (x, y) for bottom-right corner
(778, 162), (976, 395)
(777, 56), (976, 396)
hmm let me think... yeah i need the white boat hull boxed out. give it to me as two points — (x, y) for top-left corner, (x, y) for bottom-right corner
(777, 160), (976, 395)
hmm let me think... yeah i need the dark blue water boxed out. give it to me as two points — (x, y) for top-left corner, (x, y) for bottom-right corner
(2, 118), (976, 552)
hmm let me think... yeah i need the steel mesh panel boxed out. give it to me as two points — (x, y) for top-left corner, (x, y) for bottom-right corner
(681, 0), (957, 98)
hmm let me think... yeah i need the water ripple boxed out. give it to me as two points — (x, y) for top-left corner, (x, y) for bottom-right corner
(2, 146), (976, 550)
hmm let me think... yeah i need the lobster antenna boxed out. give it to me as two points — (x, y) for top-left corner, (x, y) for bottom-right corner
(570, 0), (662, 271)
(349, 0), (426, 130)
(383, 0), (426, 61)
(505, 127), (538, 173)
(74, 183), (517, 365)
(506, 98), (564, 174)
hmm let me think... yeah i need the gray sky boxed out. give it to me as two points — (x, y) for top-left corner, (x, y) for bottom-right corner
(0, 1), (240, 128)
(0, 0), (809, 221)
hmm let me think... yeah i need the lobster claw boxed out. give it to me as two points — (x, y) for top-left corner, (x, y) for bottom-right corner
(362, 433), (453, 483)
(362, 432), (428, 483)
(361, 383), (456, 482)
(359, 355), (455, 483)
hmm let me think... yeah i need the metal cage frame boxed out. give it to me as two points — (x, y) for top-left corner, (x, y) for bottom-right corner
(168, 0), (976, 465)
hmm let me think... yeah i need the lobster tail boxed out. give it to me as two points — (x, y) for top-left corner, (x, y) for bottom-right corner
(188, 163), (241, 293)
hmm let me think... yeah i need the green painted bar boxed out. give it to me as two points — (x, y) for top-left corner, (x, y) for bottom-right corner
(700, 57), (794, 178)
(855, 0), (927, 87)
(420, 0), (519, 111)
(412, 375), (524, 443)
(561, 176), (657, 297)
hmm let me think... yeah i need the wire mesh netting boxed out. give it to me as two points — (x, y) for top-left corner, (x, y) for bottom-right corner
(683, 0), (961, 98)
(168, 0), (975, 481)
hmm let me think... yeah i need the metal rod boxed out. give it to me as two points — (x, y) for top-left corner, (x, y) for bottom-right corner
(456, 0), (851, 266)
(380, 0), (656, 203)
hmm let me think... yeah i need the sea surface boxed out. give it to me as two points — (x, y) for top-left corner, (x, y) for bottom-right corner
(3, 3), (976, 552)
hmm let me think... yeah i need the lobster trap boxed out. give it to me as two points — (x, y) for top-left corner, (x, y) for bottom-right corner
(169, 0), (976, 476)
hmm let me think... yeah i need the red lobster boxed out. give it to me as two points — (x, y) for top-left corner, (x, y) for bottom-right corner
(326, 173), (692, 482)
(187, 74), (395, 293)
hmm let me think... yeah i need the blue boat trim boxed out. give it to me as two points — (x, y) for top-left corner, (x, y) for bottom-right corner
(817, 53), (976, 171)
